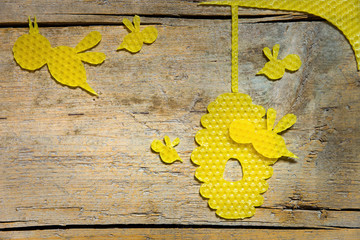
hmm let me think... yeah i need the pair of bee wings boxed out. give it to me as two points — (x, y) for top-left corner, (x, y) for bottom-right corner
(266, 108), (297, 133)
(74, 31), (106, 65)
(263, 44), (301, 72)
(230, 108), (296, 142)
(151, 136), (180, 153)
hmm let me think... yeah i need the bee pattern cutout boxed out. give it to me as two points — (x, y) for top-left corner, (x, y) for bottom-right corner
(13, 16), (106, 96)
(229, 108), (297, 159)
(151, 136), (182, 164)
(257, 44), (302, 80)
(117, 15), (158, 53)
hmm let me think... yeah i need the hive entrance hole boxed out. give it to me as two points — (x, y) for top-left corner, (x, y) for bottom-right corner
(223, 158), (243, 182)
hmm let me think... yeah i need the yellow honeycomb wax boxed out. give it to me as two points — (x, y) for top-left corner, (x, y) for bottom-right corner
(13, 17), (106, 96)
(191, 93), (283, 219)
(202, 0), (360, 70)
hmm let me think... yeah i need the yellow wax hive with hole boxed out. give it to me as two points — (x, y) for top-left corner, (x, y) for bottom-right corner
(13, 17), (106, 96)
(202, 0), (360, 70)
(191, 93), (296, 219)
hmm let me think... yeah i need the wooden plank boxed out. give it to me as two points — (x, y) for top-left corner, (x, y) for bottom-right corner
(0, 18), (359, 228)
(0, 0), (312, 25)
(1, 228), (359, 240)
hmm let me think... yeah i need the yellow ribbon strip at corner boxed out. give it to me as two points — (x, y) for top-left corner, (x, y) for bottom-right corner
(201, 0), (360, 71)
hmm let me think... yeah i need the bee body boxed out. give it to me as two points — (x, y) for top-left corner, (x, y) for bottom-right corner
(47, 46), (86, 88)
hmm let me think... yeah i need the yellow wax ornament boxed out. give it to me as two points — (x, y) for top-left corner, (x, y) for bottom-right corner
(118, 15), (158, 53)
(13, 17), (106, 96)
(257, 44), (302, 80)
(229, 108), (297, 158)
(191, 3), (298, 219)
(151, 136), (182, 164)
(202, 0), (360, 71)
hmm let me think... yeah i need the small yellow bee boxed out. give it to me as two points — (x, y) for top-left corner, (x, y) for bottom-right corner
(229, 108), (297, 159)
(257, 44), (302, 80)
(117, 15), (158, 53)
(151, 136), (182, 164)
(13, 16), (106, 96)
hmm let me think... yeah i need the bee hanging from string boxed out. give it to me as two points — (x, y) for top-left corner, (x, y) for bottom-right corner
(13, 16), (106, 96)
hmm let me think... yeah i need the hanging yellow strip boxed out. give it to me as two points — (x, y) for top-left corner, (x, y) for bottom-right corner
(201, 0), (360, 71)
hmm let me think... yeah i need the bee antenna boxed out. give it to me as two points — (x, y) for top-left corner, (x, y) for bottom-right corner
(28, 16), (39, 34)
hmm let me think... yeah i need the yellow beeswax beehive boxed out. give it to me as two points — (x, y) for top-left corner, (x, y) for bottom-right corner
(191, 93), (286, 219)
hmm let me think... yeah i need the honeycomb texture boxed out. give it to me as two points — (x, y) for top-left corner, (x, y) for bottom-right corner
(257, 44), (302, 80)
(202, 0), (360, 70)
(13, 17), (106, 96)
(118, 15), (158, 53)
(151, 136), (182, 164)
(191, 93), (279, 219)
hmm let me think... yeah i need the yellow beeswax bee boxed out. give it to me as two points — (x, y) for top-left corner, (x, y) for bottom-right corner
(257, 44), (301, 80)
(229, 108), (297, 159)
(13, 16), (106, 96)
(117, 15), (158, 53)
(151, 136), (182, 164)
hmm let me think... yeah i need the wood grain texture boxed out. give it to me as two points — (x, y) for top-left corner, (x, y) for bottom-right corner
(1, 228), (359, 240)
(0, 0), (359, 235)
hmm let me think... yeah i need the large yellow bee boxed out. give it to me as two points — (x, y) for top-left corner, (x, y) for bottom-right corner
(13, 17), (106, 96)
(229, 108), (297, 158)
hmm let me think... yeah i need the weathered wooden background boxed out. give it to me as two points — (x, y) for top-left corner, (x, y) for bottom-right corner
(0, 0), (359, 239)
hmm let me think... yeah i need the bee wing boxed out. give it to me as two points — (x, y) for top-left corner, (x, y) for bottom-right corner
(74, 31), (102, 53)
(171, 137), (180, 147)
(263, 47), (273, 60)
(78, 52), (106, 65)
(123, 18), (135, 32)
(151, 139), (165, 153)
(164, 135), (171, 147)
(282, 54), (302, 72)
(272, 44), (280, 59)
(267, 108), (277, 130)
(142, 26), (158, 44)
(133, 15), (141, 31)
(273, 114), (297, 134)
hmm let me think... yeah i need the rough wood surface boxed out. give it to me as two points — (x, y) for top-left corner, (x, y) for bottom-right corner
(0, 0), (359, 237)
(1, 228), (359, 240)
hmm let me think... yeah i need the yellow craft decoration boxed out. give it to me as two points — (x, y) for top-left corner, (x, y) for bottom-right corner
(151, 136), (182, 164)
(13, 17), (106, 96)
(118, 15), (158, 53)
(229, 108), (297, 158)
(258, 44), (302, 80)
(192, 93), (282, 219)
(191, 2), (298, 219)
(202, 0), (360, 71)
